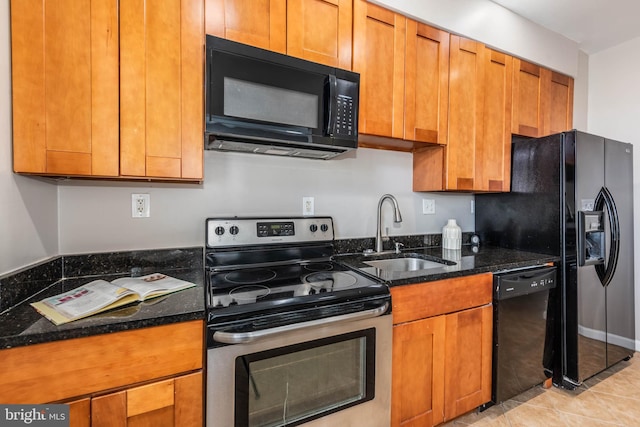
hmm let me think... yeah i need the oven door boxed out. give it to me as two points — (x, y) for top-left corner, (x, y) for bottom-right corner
(206, 313), (392, 427)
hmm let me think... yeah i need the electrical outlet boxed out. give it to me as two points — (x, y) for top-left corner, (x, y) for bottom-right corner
(303, 197), (314, 216)
(132, 193), (150, 218)
(422, 199), (435, 215)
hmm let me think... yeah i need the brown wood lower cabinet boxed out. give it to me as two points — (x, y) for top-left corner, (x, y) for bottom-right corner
(443, 305), (492, 421)
(67, 398), (91, 427)
(392, 315), (446, 426)
(92, 372), (202, 427)
(390, 274), (493, 427)
(0, 321), (204, 426)
(64, 372), (202, 427)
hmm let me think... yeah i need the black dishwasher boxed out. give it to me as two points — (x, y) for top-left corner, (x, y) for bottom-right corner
(492, 265), (557, 404)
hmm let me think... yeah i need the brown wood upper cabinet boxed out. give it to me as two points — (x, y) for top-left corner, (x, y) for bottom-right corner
(353, 0), (449, 150)
(120, 0), (204, 180)
(206, 0), (352, 69)
(414, 36), (512, 192)
(545, 69), (574, 135)
(11, 0), (119, 177)
(512, 58), (574, 137)
(10, 0), (204, 181)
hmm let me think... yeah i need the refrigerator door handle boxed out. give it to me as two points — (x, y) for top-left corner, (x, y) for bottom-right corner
(594, 187), (620, 287)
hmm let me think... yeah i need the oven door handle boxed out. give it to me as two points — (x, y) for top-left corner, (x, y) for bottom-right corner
(213, 301), (389, 344)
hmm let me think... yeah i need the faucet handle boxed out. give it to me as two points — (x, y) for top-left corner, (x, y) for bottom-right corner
(394, 242), (404, 254)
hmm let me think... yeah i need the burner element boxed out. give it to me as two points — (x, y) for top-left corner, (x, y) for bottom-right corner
(225, 269), (277, 284)
(303, 271), (357, 291)
(229, 285), (271, 301)
(303, 262), (334, 272)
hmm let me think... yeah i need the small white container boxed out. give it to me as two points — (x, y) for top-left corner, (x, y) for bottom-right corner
(442, 219), (462, 250)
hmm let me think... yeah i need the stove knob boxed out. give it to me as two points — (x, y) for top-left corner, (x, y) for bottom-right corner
(229, 299), (238, 306)
(215, 300), (223, 307)
(215, 226), (225, 236)
(309, 288), (316, 295)
(309, 224), (318, 233)
(319, 288), (327, 293)
(320, 224), (329, 232)
(230, 225), (239, 235)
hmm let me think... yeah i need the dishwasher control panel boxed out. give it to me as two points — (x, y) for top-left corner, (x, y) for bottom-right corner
(494, 266), (557, 300)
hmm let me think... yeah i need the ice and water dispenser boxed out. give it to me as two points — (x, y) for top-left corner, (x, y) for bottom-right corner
(578, 210), (605, 266)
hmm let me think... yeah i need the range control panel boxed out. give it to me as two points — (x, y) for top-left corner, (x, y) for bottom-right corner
(206, 217), (334, 248)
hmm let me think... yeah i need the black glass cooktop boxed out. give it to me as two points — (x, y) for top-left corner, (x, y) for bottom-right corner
(206, 261), (389, 323)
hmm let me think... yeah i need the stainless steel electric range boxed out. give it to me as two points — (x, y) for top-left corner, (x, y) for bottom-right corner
(204, 216), (392, 427)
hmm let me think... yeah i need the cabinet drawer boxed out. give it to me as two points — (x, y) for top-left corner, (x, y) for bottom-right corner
(390, 273), (492, 324)
(0, 320), (203, 404)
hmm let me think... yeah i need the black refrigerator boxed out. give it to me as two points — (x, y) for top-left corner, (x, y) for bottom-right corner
(476, 130), (635, 388)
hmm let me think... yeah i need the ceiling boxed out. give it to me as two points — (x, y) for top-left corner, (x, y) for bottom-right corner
(489, 0), (640, 54)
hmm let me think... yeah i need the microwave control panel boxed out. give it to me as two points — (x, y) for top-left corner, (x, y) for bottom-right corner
(334, 78), (358, 138)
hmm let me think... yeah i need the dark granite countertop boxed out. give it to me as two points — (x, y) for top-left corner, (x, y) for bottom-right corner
(336, 245), (559, 286)
(0, 242), (558, 350)
(0, 247), (205, 350)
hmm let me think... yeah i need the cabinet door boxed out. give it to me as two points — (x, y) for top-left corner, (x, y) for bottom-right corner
(205, 0), (286, 53)
(120, 0), (204, 180)
(512, 58), (544, 137)
(445, 35), (483, 191)
(513, 59), (573, 138)
(404, 20), (449, 145)
(11, 0), (119, 176)
(476, 48), (512, 192)
(67, 398), (90, 427)
(287, 0), (352, 69)
(353, 0), (406, 140)
(543, 69), (574, 135)
(92, 371), (202, 427)
(415, 39), (512, 192)
(444, 304), (492, 421)
(391, 316), (446, 427)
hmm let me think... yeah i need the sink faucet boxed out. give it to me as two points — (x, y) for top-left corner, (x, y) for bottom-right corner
(375, 194), (403, 252)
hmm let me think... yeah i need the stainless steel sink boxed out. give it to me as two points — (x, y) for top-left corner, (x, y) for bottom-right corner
(364, 257), (449, 272)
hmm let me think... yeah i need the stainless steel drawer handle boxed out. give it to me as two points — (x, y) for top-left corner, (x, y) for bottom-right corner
(213, 302), (389, 344)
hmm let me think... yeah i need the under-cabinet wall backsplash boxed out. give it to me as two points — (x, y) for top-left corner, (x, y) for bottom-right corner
(57, 149), (474, 254)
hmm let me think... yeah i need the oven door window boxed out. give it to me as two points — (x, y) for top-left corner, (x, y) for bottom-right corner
(234, 329), (376, 427)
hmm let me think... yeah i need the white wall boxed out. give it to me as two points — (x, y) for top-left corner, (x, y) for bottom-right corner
(573, 50), (589, 131)
(587, 36), (640, 349)
(0, 2), (58, 275)
(58, 149), (473, 253)
(371, 0), (579, 76)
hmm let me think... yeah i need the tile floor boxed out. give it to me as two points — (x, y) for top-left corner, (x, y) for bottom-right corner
(444, 353), (640, 426)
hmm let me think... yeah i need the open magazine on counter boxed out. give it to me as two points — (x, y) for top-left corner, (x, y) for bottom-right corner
(31, 273), (196, 325)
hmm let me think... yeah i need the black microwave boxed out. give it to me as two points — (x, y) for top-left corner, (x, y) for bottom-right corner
(205, 35), (360, 160)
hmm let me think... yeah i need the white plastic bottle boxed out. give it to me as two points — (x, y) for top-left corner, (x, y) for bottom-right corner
(442, 219), (462, 250)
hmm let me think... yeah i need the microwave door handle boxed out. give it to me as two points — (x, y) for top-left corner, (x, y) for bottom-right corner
(213, 301), (389, 344)
(325, 74), (338, 136)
